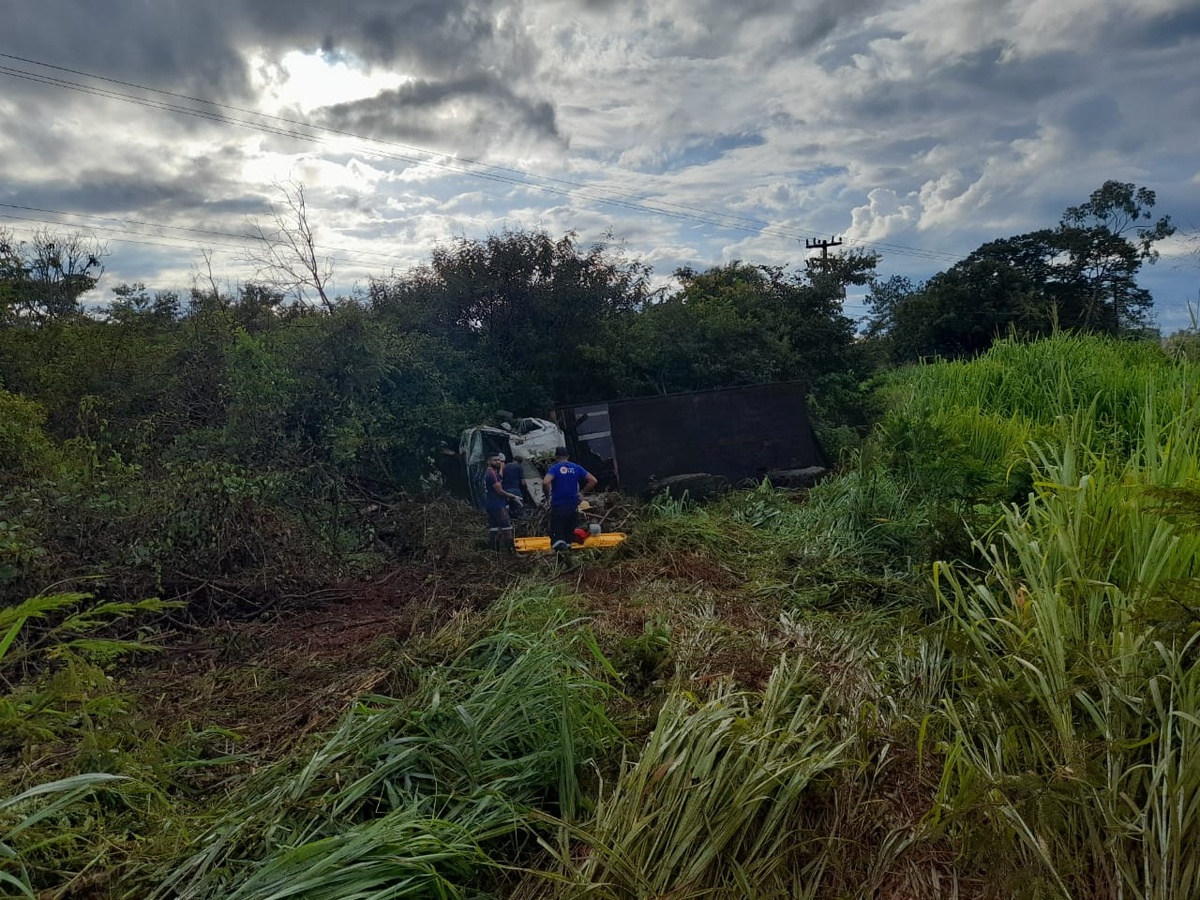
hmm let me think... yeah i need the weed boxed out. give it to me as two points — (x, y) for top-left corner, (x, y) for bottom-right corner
(612, 616), (671, 694)
(540, 657), (845, 899)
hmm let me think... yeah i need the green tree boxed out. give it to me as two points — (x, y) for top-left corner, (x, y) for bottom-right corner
(635, 258), (865, 392)
(107, 282), (181, 326)
(0, 388), (58, 480)
(0, 229), (107, 325)
(872, 243), (1052, 361)
(1061, 180), (1175, 261)
(869, 182), (1174, 360)
(369, 229), (653, 408)
(1056, 180), (1174, 332)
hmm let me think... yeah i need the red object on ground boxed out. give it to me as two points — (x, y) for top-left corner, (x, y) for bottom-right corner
(572, 528), (588, 543)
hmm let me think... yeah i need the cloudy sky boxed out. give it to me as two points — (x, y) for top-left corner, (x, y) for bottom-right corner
(2, 0), (1198, 327)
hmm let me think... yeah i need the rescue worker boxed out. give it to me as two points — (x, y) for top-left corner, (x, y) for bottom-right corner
(484, 453), (520, 552)
(500, 454), (528, 521)
(543, 446), (597, 551)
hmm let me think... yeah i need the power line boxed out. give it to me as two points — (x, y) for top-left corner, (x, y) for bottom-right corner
(0, 66), (555, 198)
(0, 51), (963, 264)
(0, 211), (405, 276)
(1, 212), (247, 255)
(1, 203), (265, 246)
(0, 202), (418, 266)
(0, 53), (964, 266)
(1, 58), (962, 265)
(2, 58), (963, 265)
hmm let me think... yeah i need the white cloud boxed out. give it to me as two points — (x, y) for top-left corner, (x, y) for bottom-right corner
(847, 188), (919, 243)
(1, 0), (1197, 313)
(251, 49), (409, 115)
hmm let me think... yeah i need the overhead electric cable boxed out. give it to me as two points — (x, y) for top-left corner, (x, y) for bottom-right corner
(2, 212), (253, 256)
(0, 211), (404, 273)
(0, 202), (419, 266)
(3, 58), (963, 264)
(0, 51), (963, 264)
(0, 52), (964, 266)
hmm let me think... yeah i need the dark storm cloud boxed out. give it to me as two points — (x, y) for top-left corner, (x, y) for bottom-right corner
(625, 131), (767, 174)
(243, 0), (530, 77)
(834, 42), (1097, 164)
(1, 0), (253, 98)
(3, 0), (1198, 309)
(95, 153), (257, 211)
(1117, 4), (1200, 50)
(570, 0), (891, 60)
(3, 155), (270, 228)
(2, 0), (559, 209)
(878, 136), (939, 160)
(815, 26), (906, 69)
(1059, 94), (1123, 145)
(690, 0), (887, 48)
(844, 42), (1083, 123)
(991, 123), (1038, 143)
(318, 74), (563, 148)
(3, 0), (528, 99)
(782, 0), (888, 53)
(26, 176), (217, 214)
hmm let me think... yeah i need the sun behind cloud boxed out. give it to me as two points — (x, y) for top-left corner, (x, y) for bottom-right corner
(251, 49), (408, 116)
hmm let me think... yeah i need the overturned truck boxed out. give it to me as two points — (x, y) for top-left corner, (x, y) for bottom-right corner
(445, 417), (565, 508)
(554, 381), (829, 498)
(445, 382), (828, 506)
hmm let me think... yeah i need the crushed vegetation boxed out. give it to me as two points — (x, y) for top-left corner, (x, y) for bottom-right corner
(6, 334), (1200, 898)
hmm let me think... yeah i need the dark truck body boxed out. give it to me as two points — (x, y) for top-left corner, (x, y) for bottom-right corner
(554, 381), (828, 495)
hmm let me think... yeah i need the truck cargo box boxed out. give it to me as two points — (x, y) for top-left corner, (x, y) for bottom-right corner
(555, 382), (828, 495)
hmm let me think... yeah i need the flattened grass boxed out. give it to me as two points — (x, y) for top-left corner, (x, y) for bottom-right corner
(148, 591), (620, 900)
(537, 659), (844, 899)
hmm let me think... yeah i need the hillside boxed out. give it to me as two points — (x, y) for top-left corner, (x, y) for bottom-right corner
(5, 333), (1200, 898)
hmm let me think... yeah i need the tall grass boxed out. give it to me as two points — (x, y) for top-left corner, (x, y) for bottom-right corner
(874, 333), (1194, 508)
(880, 333), (1185, 444)
(934, 390), (1200, 899)
(14, 334), (1200, 899)
(539, 657), (844, 899)
(773, 461), (938, 569)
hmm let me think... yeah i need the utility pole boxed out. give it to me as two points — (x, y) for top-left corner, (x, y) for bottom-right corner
(805, 236), (847, 302)
(804, 236), (843, 273)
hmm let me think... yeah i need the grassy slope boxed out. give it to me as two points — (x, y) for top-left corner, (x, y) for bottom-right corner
(5, 333), (1200, 900)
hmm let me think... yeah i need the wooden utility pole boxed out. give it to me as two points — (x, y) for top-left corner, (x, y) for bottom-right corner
(805, 236), (848, 301)
(804, 236), (843, 273)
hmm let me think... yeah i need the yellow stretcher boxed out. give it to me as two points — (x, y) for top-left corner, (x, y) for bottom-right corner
(515, 533), (628, 553)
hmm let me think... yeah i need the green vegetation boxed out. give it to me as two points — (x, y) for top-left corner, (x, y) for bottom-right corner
(9, 334), (1200, 894)
(5, 182), (1200, 896)
(151, 594), (618, 899)
(865, 181), (1175, 361)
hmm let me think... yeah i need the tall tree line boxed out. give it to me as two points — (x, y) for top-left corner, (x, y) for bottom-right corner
(0, 180), (1176, 608)
(865, 181), (1174, 360)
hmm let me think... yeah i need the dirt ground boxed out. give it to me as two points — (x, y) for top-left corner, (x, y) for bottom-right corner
(115, 530), (787, 767)
(121, 559), (512, 760)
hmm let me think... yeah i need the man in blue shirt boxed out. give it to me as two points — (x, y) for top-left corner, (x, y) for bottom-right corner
(543, 446), (597, 550)
(484, 453), (520, 552)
